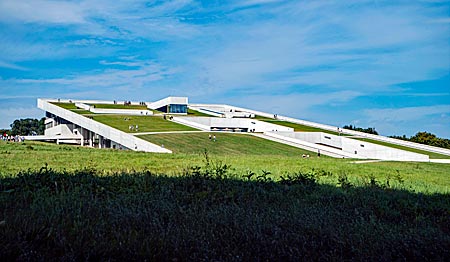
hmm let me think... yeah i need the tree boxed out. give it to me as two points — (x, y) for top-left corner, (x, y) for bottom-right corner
(10, 118), (45, 136)
(0, 129), (10, 136)
(342, 125), (378, 135)
(389, 131), (450, 149)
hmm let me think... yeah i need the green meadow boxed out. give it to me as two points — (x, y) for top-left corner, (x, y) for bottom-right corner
(89, 103), (148, 110)
(91, 115), (197, 133)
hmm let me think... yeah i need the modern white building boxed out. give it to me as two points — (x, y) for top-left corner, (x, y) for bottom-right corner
(28, 96), (450, 161)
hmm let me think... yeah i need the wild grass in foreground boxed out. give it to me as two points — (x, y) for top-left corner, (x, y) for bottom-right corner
(0, 159), (448, 261)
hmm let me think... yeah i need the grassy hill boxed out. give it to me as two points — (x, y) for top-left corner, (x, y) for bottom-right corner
(139, 132), (314, 156)
(91, 115), (198, 133)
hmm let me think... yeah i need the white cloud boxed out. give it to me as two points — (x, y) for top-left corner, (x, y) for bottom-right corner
(365, 105), (450, 122)
(236, 0), (283, 7)
(0, 107), (44, 129)
(15, 60), (177, 89)
(0, 60), (28, 71)
(0, 0), (85, 24)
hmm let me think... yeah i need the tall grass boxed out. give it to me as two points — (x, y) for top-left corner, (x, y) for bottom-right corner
(1, 158), (448, 260)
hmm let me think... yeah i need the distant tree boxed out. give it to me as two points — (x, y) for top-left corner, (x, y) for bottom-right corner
(389, 131), (450, 149)
(342, 125), (378, 135)
(10, 117), (45, 136)
(0, 129), (11, 136)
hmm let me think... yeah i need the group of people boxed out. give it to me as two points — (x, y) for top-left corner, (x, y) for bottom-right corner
(129, 125), (139, 132)
(2, 134), (24, 142)
(208, 134), (217, 142)
(302, 149), (320, 158)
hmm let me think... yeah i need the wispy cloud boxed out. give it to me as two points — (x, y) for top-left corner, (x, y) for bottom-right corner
(0, 60), (28, 71)
(0, 0), (85, 24)
(0, 0), (449, 136)
(365, 105), (450, 122)
(14, 59), (177, 91)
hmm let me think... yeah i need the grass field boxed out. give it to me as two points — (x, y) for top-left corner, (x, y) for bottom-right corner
(51, 102), (78, 109)
(90, 115), (198, 133)
(255, 116), (343, 135)
(139, 132), (314, 156)
(1, 141), (448, 194)
(0, 141), (449, 260)
(89, 103), (148, 110)
(187, 108), (214, 117)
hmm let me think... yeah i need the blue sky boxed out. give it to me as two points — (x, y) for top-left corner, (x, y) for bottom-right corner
(0, 0), (449, 138)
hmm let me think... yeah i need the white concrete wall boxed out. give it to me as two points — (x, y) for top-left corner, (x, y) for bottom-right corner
(270, 131), (429, 161)
(189, 107), (224, 117)
(172, 117), (293, 132)
(189, 105), (254, 118)
(264, 132), (355, 158)
(75, 102), (153, 115)
(46, 98), (142, 105)
(279, 132), (343, 149)
(90, 108), (152, 115)
(148, 97), (188, 110)
(38, 99), (171, 153)
(341, 138), (429, 161)
(45, 124), (75, 137)
(190, 103), (450, 157)
(171, 117), (211, 131)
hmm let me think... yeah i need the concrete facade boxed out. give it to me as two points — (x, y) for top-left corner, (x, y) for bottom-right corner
(172, 116), (293, 133)
(191, 103), (450, 158)
(75, 102), (153, 115)
(33, 97), (449, 161)
(38, 99), (171, 153)
(266, 131), (429, 161)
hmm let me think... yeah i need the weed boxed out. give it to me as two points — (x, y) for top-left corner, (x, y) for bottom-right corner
(279, 171), (317, 186)
(257, 170), (272, 182)
(337, 173), (352, 189)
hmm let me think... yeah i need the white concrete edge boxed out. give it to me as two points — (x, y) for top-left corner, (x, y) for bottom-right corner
(190, 103), (450, 156)
(171, 117), (209, 131)
(39, 99), (172, 153)
(263, 132), (358, 159)
(74, 102), (154, 115)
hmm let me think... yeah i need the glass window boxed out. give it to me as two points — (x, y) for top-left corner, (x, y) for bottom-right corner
(169, 104), (187, 113)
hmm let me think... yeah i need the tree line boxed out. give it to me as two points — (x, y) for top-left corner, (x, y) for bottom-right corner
(389, 132), (450, 149)
(342, 125), (378, 135)
(1, 118), (45, 136)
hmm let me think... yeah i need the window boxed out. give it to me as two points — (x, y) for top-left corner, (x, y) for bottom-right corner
(169, 104), (187, 113)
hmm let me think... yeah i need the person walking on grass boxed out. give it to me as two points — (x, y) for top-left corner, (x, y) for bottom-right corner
(213, 135), (216, 142)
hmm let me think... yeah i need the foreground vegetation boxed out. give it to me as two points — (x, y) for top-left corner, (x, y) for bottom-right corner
(1, 154), (449, 260)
